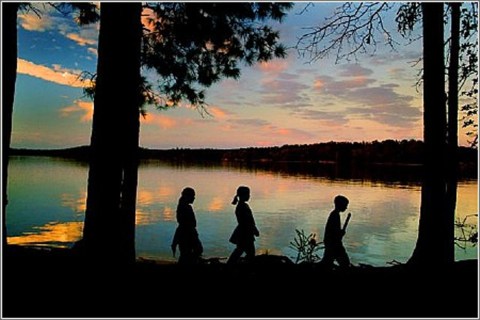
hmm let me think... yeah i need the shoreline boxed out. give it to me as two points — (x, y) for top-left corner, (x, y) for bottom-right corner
(2, 244), (478, 318)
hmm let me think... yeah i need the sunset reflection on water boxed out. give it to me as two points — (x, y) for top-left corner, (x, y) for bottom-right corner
(6, 157), (478, 266)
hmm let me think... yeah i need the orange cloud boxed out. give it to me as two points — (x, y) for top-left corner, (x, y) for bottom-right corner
(277, 128), (291, 135)
(17, 58), (93, 88)
(66, 33), (97, 46)
(346, 76), (371, 87)
(258, 59), (289, 74)
(18, 12), (53, 31)
(314, 79), (324, 89)
(209, 106), (228, 119)
(142, 113), (177, 129)
(60, 100), (93, 122)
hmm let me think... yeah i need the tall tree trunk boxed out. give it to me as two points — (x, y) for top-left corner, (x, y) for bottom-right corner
(81, 3), (142, 264)
(408, 3), (450, 266)
(2, 3), (19, 249)
(446, 2), (461, 263)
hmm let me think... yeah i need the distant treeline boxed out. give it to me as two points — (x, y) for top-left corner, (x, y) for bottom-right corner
(10, 139), (478, 168)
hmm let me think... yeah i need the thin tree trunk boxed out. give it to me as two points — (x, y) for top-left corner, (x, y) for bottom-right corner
(2, 3), (19, 249)
(409, 2), (450, 266)
(446, 2), (461, 263)
(81, 3), (142, 264)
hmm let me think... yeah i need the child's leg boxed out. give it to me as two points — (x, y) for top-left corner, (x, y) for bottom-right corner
(336, 245), (351, 268)
(320, 246), (335, 268)
(244, 242), (256, 260)
(227, 246), (243, 264)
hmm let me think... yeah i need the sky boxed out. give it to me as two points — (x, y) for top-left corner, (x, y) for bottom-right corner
(6, 1), (477, 149)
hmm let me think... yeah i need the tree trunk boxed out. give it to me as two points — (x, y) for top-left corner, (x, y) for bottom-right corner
(446, 2), (460, 264)
(408, 3), (450, 266)
(2, 3), (19, 249)
(81, 2), (142, 264)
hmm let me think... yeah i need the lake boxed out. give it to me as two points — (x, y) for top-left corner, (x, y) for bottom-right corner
(5, 156), (478, 266)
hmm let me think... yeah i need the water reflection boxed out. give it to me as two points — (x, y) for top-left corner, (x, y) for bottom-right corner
(7, 221), (83, 248)
(6, 157), (478, 266)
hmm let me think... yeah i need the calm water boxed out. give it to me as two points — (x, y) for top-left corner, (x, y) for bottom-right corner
(6, 156), (478, 266)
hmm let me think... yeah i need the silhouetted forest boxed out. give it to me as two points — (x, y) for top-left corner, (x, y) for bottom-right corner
(10, 139), (477, 181)
(10, 139), (477, 164)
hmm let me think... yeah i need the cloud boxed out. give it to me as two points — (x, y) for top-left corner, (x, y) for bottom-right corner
(311, 73), (420, 128)
(314, 75), (376, 95)
(338, 64), (374, 77)
(261, 125), (316, 144)
(260, 78), (311, 107)
(18, 12), (54, 31)
(257, 59), (291, 74)
(142, 113), (178, 129)
(17, 58), (92, 88)
(345, 85), (420, 127)
(296, 108), (349, 126)
(87, 47), (98, 56)
(370, 50), (422, 65)
(65, 32), (97, 46)
(208, 106), (230, 120)
(228, 118), (271, 127)
(60, 100), (93, 122)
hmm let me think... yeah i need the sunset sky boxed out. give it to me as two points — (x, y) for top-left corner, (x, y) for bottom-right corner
(8, 2), (475, 149)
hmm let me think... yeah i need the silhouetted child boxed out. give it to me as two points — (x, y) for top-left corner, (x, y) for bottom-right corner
(320, 195), (351, 269)
(171, 187), (203, 264)
(227, 186), (260, 264)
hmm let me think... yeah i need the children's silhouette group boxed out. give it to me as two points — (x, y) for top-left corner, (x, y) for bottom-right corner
(171, 185), (352, 268)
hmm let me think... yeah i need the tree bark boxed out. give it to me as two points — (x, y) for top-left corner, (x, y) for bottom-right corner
(408, 3), (450, 266)
(2, 3), (19, 249)
(445, 2), (460, 264)
(81, 2), (142, 264)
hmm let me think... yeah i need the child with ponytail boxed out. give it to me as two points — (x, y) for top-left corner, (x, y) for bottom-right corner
(227, 186), (260, 264)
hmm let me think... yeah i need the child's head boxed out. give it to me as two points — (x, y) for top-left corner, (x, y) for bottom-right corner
(334, 195), (349, 212)
(232, 186), (250, 205)
(180, 187), (195, 204)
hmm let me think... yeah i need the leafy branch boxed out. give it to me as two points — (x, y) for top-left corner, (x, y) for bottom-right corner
(289, 229), (323, 264)
(454, 214), (478, 250)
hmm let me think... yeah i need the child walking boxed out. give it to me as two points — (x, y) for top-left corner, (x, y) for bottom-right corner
(320, 195), (351, 269)
(227, 186), (260, 264)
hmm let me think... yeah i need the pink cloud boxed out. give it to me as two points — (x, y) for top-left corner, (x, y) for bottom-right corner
(258, 59), (290, 74)
(60, 100), (93, 122)
(208, 106), (229, 119)
(142, 113), (178, 129)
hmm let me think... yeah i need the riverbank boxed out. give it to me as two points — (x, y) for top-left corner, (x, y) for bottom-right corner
(2, 245), (478, 318)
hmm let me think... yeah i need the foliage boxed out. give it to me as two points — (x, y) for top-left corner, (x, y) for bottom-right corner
(297, 2), (478, 147)
(454, 214), (478, 250)
(397, 2), (478, 148)
(141, 2), (293, 109)
(78, 3), (293, 113)
(289, 229), (323, 264)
